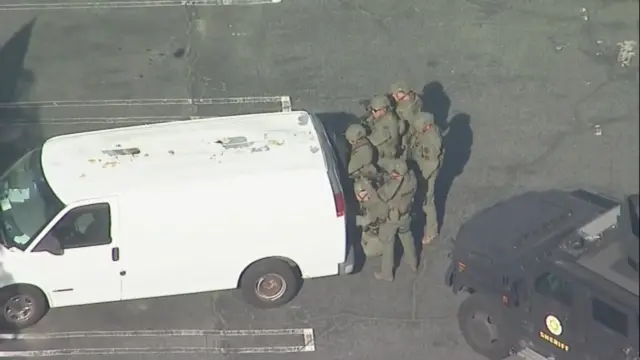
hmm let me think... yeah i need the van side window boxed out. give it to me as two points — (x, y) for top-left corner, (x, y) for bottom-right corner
(591, 298), (628, 337)
(48, 203), (112, 250)
(534, 272), (572, 306)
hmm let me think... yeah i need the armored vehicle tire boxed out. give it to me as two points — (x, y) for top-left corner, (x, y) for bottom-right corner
(0, 285), (48, 330)
(458, 293), (514, 360)
(240, 258), (301, 309)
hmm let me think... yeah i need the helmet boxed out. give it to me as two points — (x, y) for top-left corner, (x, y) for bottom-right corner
(370, 95), (391, 111)
(414, 112), (435, 128)
(345, 124), (367, 142)
(390, 81), (410, 94)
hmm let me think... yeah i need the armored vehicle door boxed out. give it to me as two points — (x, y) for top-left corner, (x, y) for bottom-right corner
(521, 266), (588, 359)
(584, 293), (638, 360)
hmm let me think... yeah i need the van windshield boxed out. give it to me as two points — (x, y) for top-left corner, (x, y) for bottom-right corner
(0, 149), (65, 251)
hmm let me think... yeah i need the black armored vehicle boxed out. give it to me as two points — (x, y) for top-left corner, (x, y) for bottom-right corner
(446, 189), (639, 360)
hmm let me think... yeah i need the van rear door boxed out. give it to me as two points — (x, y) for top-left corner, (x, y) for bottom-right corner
(310, 114), (346, 220)
(309, 113), (358, 274)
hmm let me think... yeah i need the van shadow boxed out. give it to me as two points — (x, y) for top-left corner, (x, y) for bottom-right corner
(0, 17), (39, 357)
(0, 248), (25, 352)
(421, 81), (473, 234)
(315, 112), (366, 271)
(1, 18), (41, 173)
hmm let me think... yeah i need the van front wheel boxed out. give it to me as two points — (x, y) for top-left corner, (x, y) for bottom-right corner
(240, 259), (301, 309)
(0, 285), (48, 330)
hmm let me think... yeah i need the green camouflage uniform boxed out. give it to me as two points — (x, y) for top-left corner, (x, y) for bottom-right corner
(390, 82), (423, 160)
(353, 178), (389, 257)
(411, 113), (444, 243)
(365, 95), (401, 161)
(345, 124), (377, 180)
(373, 160), (418, 281)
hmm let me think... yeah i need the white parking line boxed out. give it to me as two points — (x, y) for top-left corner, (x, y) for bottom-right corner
(280, 95), (292, 112)
(0, 346), (309, 357)
(0, 97), (287, 109)
(0, 328), (311, 339)
(23, 115), (201, 125)
(1, 96), (293, 125)
(0, 328), (315, 357)
(0, 0), (282, 11)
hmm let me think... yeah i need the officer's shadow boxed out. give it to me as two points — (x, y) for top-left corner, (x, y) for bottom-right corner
(413, 82), (473, 251)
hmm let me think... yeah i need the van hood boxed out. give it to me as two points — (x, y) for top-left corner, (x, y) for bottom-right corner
(0, 248), (17, 286)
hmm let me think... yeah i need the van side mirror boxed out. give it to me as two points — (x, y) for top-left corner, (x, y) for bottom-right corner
(37, 235), (64, 256)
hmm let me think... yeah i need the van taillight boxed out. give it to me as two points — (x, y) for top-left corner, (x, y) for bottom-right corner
(334, 192), (345, 217)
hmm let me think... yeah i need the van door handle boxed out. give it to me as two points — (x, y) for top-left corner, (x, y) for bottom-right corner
(111, 247), (120, 262)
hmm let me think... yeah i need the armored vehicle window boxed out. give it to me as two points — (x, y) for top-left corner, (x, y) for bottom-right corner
(591, 298), (628, 337)
(534, 272), (572, 306)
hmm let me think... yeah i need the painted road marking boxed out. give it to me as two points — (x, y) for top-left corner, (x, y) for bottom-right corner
(280, 95), (292, 112)
(0, 97), (289, 109)
(0, 95), (293, 123)
(0, 0), (282, 11)
(0, 328), (313, 339)
(12, 115), (203, 125)
(0, 96), (292, 126)
(0, 328), (315, 357)
(0, 346), (310, 357)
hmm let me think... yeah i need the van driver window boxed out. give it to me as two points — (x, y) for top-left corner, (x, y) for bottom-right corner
(46, 203), (112, 250)
(534, 272), (572, 306)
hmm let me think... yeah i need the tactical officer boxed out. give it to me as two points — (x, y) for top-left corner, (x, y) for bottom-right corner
(390, 82), (423, 159)
(354, 178), (388, 257)
(411, 113), (444, 245)
(345, 124), (377, 180)
(389, 81), (423, 122)
(365, 95), (401, 161)
(375, 160), (419, 281)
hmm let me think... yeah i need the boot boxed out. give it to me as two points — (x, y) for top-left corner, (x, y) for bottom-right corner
(422, 233), (437, 245)
(374, 271), (394, 282)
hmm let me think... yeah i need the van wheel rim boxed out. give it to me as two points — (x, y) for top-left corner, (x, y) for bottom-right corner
(255, 274), (287, 301)
(4, 295), (34, 324)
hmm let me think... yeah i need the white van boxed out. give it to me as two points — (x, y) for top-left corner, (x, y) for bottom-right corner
(0, 110), (354, 330)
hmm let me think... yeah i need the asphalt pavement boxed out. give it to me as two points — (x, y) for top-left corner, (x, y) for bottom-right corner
(0, 0), (638, 359)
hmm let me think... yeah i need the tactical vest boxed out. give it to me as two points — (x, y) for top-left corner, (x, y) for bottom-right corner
(379, 174), (415, 216)
(395, 173), (416, 215)
(348, 139), (374, 177)
(417, 125), (443, 162)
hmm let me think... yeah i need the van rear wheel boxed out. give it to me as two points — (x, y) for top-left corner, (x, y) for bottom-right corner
(240, 259), (301, 309)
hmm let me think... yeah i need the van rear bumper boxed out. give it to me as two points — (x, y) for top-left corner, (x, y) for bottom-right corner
(339, 245), (355, 275)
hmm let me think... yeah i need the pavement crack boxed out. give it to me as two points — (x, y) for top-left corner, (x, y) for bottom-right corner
(301, 310), (451, 325)
(182, 2), (202, 115)
(336, 0), (391, 32)
(411, 245), (440, 321)
(487, 5), (636, 181)
(209, 293), (228, 328)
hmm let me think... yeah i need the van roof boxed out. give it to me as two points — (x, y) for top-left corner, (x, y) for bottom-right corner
(41, 111), (329, 204)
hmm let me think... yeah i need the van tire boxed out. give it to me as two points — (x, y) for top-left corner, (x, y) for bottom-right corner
(240, 259), (301, 309)
(0, 285), (48, 330)
(457, 293), (514, 360)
